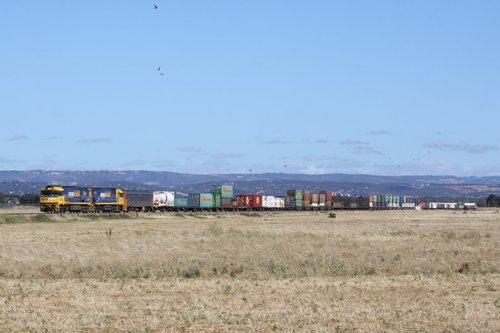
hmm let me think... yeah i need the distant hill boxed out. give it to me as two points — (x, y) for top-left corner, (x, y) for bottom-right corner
(0, 170), (499, 198)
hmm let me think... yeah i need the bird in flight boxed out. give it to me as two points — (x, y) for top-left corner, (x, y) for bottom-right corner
(157, 66), (161, 71)
(154, 4), (158, 9)
(160, 73), (165, 76)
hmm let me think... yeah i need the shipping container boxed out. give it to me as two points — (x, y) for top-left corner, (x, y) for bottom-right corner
(200, 193), (213, 208)
(319, 191), (333, 202)
(236, 195), (252, 208)
(319, 194), (326, 203)
(273, 196), (284, 208)
(311, 194), (319, 204)
(213, 194), (232, 208)
(252, 194), (263, 208)
(221, 198), (233, 208)
(303, 191), (311, 201)
(174, 197), (188, 207)
(263, 196), (276, 208)
(287, 190), (304, 204)
(188, 193), (200, 208)
(210, 185), (234, 199)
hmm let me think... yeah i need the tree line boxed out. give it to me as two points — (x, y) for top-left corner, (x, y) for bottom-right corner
(0, 193), (40, 205)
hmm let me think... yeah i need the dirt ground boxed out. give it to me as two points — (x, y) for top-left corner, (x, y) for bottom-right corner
(0, 209), (498, 332)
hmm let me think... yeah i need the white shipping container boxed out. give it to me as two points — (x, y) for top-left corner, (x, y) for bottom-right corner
(275, 197), (285, 208)
(263, 196), (276, 208)
(464, 203), (477, 209)
(153, 191), (175, 208)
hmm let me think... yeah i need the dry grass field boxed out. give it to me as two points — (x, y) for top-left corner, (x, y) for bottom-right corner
(0, 208), (498, 332)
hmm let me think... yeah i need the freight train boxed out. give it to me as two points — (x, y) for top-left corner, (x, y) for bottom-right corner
(39, 184), (434, 213)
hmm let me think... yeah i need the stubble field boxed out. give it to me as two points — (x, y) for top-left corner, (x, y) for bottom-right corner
(0, 208), (498, 332)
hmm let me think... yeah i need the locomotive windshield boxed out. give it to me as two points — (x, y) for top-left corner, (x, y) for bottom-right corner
(41, 190), (61, 196)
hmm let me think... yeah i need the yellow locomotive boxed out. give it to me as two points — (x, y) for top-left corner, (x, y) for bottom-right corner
(40, 185), (126, 213)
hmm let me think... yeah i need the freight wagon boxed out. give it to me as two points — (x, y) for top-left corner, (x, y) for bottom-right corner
(126, 190), (175, 212)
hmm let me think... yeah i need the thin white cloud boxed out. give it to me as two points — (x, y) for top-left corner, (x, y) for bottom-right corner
(176, 147), (204, 153)
(75, 137), (112, 144)
(7, 134), (29, 141)
(0, 157), (25, 164)
(208, 153), (245, 159)
(372, 160), (500, 177)
(302, 154), (334, 162)
(339, 139), (368, 145)
(264, 139), (288, 145)
(423, 142), (499, 154)
(352, 146), (384, 155)
(151, 159), (176, 168)
(120, 159), (148, 167)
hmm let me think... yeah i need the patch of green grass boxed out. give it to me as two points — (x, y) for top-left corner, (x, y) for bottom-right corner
(31, 214), (53, 223)
(2, 214), (29, 224)
(80, 214), (131, 221)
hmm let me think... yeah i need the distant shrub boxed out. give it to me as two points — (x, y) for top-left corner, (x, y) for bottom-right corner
(182, 266), (201, 279)
(328, 212), (336, 218)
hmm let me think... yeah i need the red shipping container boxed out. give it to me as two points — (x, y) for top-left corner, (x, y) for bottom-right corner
(252, 194), (263, 208)
(311, 194), (319, 203)
(236, 195), (252, 208)
(303, 191), (311, 200)
(320, 191), (333, 201)
(325, 200), (333, 207)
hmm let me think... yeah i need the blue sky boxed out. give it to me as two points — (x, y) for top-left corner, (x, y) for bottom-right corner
(1, 1), (499, 176)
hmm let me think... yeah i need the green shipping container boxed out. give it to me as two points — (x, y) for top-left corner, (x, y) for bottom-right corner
(174, 197), (188, 207)
(287, 190), (303, 200)
(211, 185), (234, 199)
(200, 193), (214, 208)
(213, 193), (221, 208)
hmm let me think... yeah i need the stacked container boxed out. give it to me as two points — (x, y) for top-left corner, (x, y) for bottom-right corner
(210, 185), (233, 198)
(211, 185), (233, 209)
(303, 191), (311, 208)
(311, 194), (319, 207)
(320, 191), (333, 207)
(287, 190), (303, 208)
